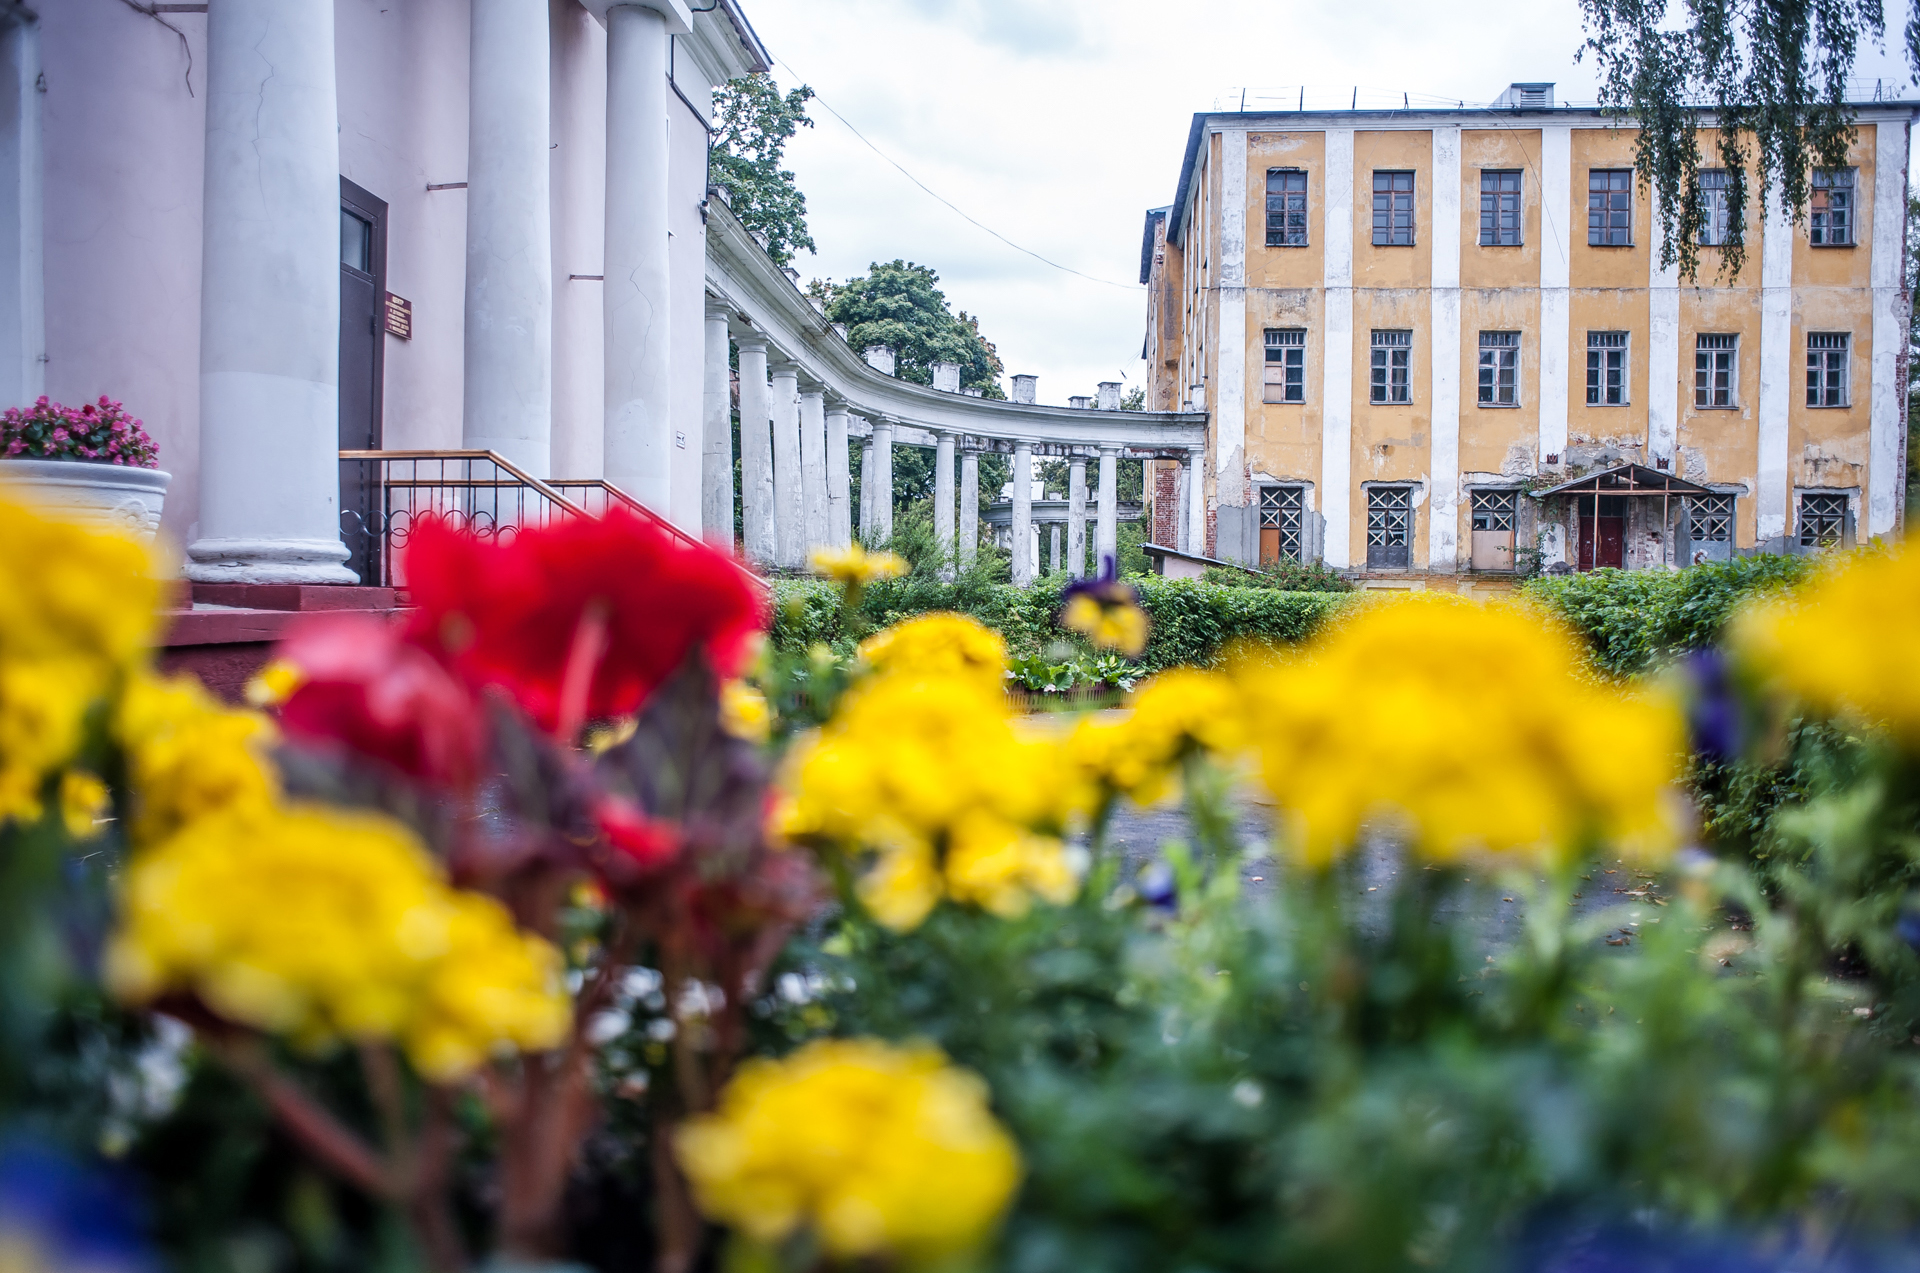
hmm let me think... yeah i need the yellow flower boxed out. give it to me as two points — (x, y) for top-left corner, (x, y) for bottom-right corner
(855, 612), (1007, 694)
(59, 769), (109, 839)
(809, 543), (907, 586)
(1061, 592), (1149, 658)
(941, 811), (1078, 919)
(719, 679), (772, 743)
(0, 496), (163, 826)
(106, 804), (569, 1079)
(676, 1038), (1021, 1262)
(1732, 546), (1920, 744)
(1067, 669), (1245, 808)
(245, 659), (305, 709)
(115, 671), (278, 846)
(1236, 595), (1683, 868)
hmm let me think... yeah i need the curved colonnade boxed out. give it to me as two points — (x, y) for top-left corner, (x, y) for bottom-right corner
(702, 201), (1210, 581)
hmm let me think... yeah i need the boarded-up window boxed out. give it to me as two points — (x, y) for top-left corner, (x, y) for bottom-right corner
(1469, 489), (1517, 571)
(1264, 328), (1305, 403)
(1366, 486), (1413, 569)
(1259, 485), (1305, 564)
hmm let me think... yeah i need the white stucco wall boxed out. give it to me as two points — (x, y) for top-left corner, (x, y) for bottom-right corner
(336, 0), (469, 453)
(42, 0), (208, 544)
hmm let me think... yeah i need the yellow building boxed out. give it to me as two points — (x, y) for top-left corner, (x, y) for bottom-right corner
(1141, 84), (1914, 577)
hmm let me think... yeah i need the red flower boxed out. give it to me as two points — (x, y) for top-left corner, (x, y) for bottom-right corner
(402, 509), (764, 735)
(276, 612), (486, 786)
(594, 797), (681, 875)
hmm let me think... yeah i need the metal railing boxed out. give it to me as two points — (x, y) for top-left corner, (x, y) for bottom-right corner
(338, 449), (760, 589)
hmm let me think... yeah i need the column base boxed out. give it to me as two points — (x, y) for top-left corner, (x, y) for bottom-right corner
(184, 537), (359, 585)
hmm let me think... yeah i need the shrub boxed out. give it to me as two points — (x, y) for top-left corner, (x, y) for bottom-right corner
(2, 396), (159, 467)
(1199, 559), (1353, 593)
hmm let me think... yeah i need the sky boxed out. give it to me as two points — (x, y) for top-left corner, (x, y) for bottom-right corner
(738, 0), (1917, 409)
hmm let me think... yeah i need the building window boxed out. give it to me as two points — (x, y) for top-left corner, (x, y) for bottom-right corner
(1366, 486), (1413, 569)
(1694, 333), (1738, 408)
(1263, 328), (1305, 403)
(1370, 329), (1412, 404)
(1259, 485), (1305, 563)
(1266, 169), (1308, 247)
(1470, 489), (1517, 571)
(1477, 331), (1519, 406)
(1810, 169), (1855, 246)
(1806, 333), (1850, 407)
(1688, 494), (1733, 543)
(1480, 169), (1522, 245)
(1586, 331), (1629, 405)
(1798, 492), (1848, 548)
(1372, 170), (1415, 246)
(1698, 170), (1733, 246)
(1588, 168), (1633, 245)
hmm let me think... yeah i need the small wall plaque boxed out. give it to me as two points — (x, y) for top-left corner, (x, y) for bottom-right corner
(383, 292), (413, 340)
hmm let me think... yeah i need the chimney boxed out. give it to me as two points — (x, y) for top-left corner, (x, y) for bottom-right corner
(1492, 82), (1554, 109)
(864, 345), (896, 376)
(809, 297), (827, 315)
(1011, 374), (1038, 404)
(1096, 381), (1122, 410)
(1069, 395), (1092, 410)
(931, 361), (961, 393)
(832, 322), (849, 341)
(781, 266), (801, 283)
(962, 387), (984, 398)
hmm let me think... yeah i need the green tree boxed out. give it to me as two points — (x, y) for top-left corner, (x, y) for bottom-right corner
(820, 261), (1006, 396)
(1577, 0), (1918, 280)
(709, 74), (815, 265)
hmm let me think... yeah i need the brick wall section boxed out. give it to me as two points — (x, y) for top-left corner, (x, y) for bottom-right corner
(1151, 462), (1179, 545)
(1205, 508), (1218, 559)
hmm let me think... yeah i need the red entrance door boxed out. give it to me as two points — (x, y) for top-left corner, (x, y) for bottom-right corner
(1577, 495), (1627, 570)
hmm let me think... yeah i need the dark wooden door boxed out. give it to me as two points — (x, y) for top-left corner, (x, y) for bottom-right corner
(339, 178), (387, 585)
(1577, 496), (1627, 570)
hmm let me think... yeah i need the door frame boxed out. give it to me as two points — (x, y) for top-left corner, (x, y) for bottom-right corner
(340, 176), (388, 450)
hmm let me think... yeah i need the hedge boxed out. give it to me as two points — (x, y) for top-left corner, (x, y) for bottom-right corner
(1521, 554), (1812, 676)
(768, 575), (1347, 673)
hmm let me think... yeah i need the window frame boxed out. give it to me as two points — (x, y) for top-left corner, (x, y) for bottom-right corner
(1265, 168), (1309, 248)
(1797, 491), (1849, 548)
(1369, 329), (1413, 405)
(1263, 327), (1306, 405)
(1476, 331), (1520, 407)
(1479, 169), (1523, 246)
(1693, 333), (1739, 409)
(1371, 169), (1416, 247)
(1587, 168), (1634, 247)
(1585, 331), (1630, 407)
(1687, 493), (1734, 544)
(1258, 484), (1307, 563)
(1365, 485), (1415, 569)
(1809, 168), (1856, 248)
(1697, 169), (1732, 247)
(1805, 332), (1851, 408)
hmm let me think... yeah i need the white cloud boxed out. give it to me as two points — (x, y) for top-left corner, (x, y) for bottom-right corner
(746, 0), (1916, 407)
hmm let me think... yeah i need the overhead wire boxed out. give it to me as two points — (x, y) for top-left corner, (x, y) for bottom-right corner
(768, 52), (1145, 292)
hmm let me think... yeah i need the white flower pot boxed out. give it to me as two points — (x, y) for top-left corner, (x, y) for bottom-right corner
(0, 457), (170, 540)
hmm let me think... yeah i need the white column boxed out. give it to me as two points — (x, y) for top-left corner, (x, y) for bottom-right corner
(872, 421), (895, 543)
(548, 0), (606, 482)
(1217, 127), (1249, 513)
(1186, 447), (1207, 556)
(825, 401), (851, 548)
(1010, 442), (1034, 586)
(1066, 457), (1088, 577)
(0, 13), (43, 407)
(1428, 124), (1461, 572)
(1321, 126), (1355, 568)
(1096, 447), (1119, 569)
(1757, 179), (1794, 543)
(1869, 119), (1911, 538)
(857, 432), (874, 539)
(958, 448), (979, 565)
(701, 307), (733, 545)
(736, 337), (774, 564)
(1648, 185), (1681, 469)
(188, 0), (354, 584)
(1049, 523), (1061, 573)
(798, 385), (828, 552)
(602, 1), (686, 510)
(463, 0), (552, 475)
(934, 430), (956, 578)
(1539, 124), (1572, 466)
(769, 362), (802, 566)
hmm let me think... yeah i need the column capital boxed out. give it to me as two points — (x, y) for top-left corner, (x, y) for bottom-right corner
(583, 0), (692, 35)
(768, 358), (800, 379)
(734, 332), (768, 354)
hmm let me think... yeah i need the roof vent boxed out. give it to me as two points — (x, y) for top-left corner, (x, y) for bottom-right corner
(1493, 82), (1554, 109)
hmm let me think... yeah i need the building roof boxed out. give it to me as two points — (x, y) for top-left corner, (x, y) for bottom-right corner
(1161, 99), (1919, 242)
(1532, 463), (1717, 499)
